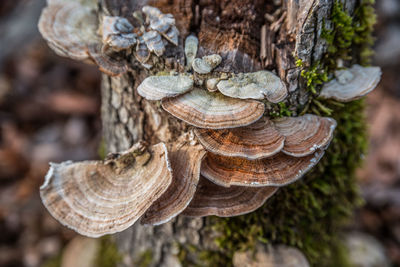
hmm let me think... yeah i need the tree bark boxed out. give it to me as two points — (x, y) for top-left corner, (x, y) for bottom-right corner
(99, 0), (358, 266)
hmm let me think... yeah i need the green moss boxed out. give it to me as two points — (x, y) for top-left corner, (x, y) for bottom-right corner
(95, 236), (123, 267)
(41, 254), (62, 267)
(268, 102), (293, 118)
(353, 0), (377, 65)
(134, 250), (153, 267)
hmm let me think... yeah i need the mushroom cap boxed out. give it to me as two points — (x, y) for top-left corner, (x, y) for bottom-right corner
(273, 114), (337, 157)
(194, 118), (285, 160)
(137, 74), (194, 100)
(201, 150), (325, 187)
(192, 54), (222, 74)
(182, 176), (278, 217)
(161, 25), (179, 46)
(320, 64), (382, 102)
(38, 3), (99, 61)
(142, 5), (162, 20)
(102, 16), (136, 51)
(134, 36), (151, 64)
(40, 143), (172, 237)
(184, 35), (198, 68)
(217, 71), (288, 103)
(141, 134), (206, 225)
(143, 30), (165, 57)
(161, 88), (265, 129)
(149, 14), (175, 33)
(88, 44), (128, 76)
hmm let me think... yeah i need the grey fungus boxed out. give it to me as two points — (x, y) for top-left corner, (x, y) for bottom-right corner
(184, 35), (199, 69)
(320, 64), (381, 102)
(137, 74), (194, 100)
(38, 2), (99, 61)
(40, 142), (172, 237)
(102, 16), (137, 51)
(143, 30), (165, 57)
(192, 54), (222, 74)
(217, 70), (288, 103)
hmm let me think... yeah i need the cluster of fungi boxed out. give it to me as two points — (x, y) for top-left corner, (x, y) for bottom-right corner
(38, 0), (381, 237)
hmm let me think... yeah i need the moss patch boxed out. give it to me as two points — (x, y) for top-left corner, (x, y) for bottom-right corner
(134, 250), (153, 267)
(95, 236), (123, 267)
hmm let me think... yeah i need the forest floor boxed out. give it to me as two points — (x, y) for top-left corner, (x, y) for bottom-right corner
(0, 0), (399, 266)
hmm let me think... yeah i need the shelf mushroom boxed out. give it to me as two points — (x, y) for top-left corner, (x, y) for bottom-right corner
(320, 64), (382, 102)
(161, 89), (265, 129)
(87, 44), (128, 76)
(273, 114), (337, 157)
(182, 176), (278, 217)
(217, 70), (288, 103)
(102, 16), (137, 51)
(195, 118), (285, 160)
(192, 54), (223, 74)
(201, 150), (325, 187)
(141, 134), (206, 225)
(38, 2), (99, 61)
(40, 143), (172, 237)
(137, 74), (194, 100)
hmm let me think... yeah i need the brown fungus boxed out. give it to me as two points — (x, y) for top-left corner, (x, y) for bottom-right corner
(40, 143), (172, 237)
(273, 114), (337, 157)
(195, 118), (285, 160)
(161, 88), (265, 129)
(88, 44), (128, 76)
(182, 176), (278, 217)
(201, 150), (325, 187)
(141, 133), (206, 225)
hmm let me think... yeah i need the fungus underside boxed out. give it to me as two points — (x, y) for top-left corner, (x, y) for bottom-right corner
(174, 1), (374, 266)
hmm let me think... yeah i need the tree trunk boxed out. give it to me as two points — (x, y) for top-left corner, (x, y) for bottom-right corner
(99, 0), (362, 266)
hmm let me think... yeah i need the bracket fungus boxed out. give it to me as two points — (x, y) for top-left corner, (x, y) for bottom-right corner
(273, 114), (337, 157)
(184, 35), (199, 69)
(182, 177), (278, 217)
(320, 64), (382, 102)
(217, 70), (288, 103)
(102, 16), (137, 51)
(194, 118), (285, 160)
(141, 134), (206, 225)
(88, 44), (128, 76)
(38, 2), (99, 61)
(161, 89), (265, 129)
(137, 74), (194, 101)
(201, 150), (325, 187)
(192, 54), (223, 74)
(40, 143), (172, 237)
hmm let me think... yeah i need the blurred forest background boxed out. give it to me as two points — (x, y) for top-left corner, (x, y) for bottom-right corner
(0, 0), (399, 266)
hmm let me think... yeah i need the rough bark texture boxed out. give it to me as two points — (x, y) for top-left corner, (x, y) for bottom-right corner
(99, 0), (359, 266)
